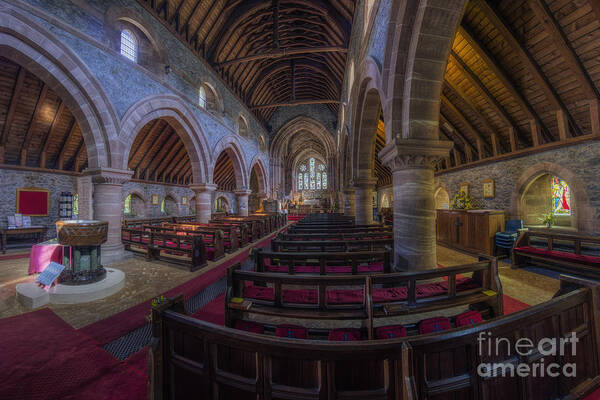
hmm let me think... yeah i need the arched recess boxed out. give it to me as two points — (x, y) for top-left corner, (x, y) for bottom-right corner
(249, 156), (269, 195)
(382, 0), (467, 140)
(214, 195), (230, 213)
(434, 186), (450, 210)
(123, 191), (146, 217)
(119, 94), (211, 185)
(0, 7), (119, 169)
(511, 162), (596, 233)
(161, 194), (177, 215)
(270, 116), (336, 198)
(212, 135), (248, 191)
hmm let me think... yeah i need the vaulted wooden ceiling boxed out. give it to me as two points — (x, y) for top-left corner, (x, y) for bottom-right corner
(436, 0), (600, 171)
(137, 0), (355, 124)
(0, 57), (87, 172)
(213, 151), (236, 191)
(128, 118), (194, 184)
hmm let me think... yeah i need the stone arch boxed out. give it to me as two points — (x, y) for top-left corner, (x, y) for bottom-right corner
(434, 186), (450, 210)
(510, 162), (595, 232)
(212, 134), (249, 189)
(382, 0), (467, 140)
(0, 6), (119, 169)
(249, 155), (269, 195)
(350, 58), (385, 183)
(214, 195), (230, 213)
(198, 80), (223, 113)
(119, 94), (211, 184)
(122, 190), (147, 217)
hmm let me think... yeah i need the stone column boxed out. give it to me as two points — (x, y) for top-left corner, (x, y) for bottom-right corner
(380, 139), (453, 271)
(234, 189), (252, 216)
(190, 184), (216, 223)
(343, 187), (355, 216)
(86, 168), (133, 265)
(354, 178), (377, 225)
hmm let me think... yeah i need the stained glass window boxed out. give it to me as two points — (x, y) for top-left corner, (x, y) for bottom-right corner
(297, 157), (327, 192)
(304, 173), (309, 189)
(322, 172), (327, 189)
(120, 29), (138, 62)
(316, 172), (321, 189)
(552, 176), (571, 215)
(298, 173), (303, 190)
(300, 164), (306, 172)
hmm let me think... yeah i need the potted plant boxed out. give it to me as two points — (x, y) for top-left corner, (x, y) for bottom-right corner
(539, 211), (555, 228)
(450, 191), (479, 210)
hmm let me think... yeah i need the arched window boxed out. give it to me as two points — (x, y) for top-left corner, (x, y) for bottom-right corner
(198, 86), (207, 109)
(124, 194), (132, 214)
(298, 173), (303, 190)
(297, 157), (327, 192)
(552, 176), (572, 215)
(120, 29), (138, 62)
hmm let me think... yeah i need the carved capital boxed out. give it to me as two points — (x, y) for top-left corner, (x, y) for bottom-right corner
(234, 189), (253, 197)
(353, 177), (378, 189)
(190, 183), (217, 194)
(85, 168), (133, 185)
(379, 138), (453, 171)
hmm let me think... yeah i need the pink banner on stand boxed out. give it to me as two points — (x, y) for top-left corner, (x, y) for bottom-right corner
(28, 244), (63, 275)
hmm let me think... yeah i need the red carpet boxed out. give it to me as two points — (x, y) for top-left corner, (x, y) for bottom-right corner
(0, 252), (30, 261)
(585, 388), (600, 399)
(191, 293), (225, 325)
(0, 308), (145, 400)
(79, 230), (280, 345)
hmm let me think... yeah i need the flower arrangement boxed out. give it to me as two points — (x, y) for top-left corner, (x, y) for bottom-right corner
(450, 191), (479, 210)
(539, 211), (555, 228)
(146, 295), (167, 322)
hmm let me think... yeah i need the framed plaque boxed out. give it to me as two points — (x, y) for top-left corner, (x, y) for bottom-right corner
(151, 194), (159, 205)
(459, 182), (470, 196)
(181, 196), (187, 205)
(483, 179), (495, 199)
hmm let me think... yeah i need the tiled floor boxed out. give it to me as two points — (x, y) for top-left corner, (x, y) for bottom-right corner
(0, 243), (559, 328)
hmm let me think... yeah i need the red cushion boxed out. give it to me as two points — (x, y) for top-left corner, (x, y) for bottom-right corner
(275, 324), (308, 339)
(376, 325), (407, 339)
(282, 289), (317, 304)
(328, 328), (361, 341)
(418, 317), (451, 334)
(243, 286), (274, 301)
(455, 310), (483, 327)
(327, 289), (363, 304)
(234, 320), (264, 334)
(515, 246), (600, 267)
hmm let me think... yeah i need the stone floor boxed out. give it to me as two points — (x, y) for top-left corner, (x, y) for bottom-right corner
(0, 243), (559, 329)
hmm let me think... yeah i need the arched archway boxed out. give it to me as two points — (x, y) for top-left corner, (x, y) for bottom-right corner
(120, 94), (212, 185)
(0, 7), (119, 169)
(434, 187), (450, 210)
(123, 191), (146, 217)
(212, 135), (248, 190)
(214, 195), (230, 213)
(161, 194), (177, 216)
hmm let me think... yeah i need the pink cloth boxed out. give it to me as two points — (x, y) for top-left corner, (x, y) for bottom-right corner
(28, 244), (63, 275)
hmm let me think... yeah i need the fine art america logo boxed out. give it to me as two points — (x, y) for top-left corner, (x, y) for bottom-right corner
(477, 331), (579, 378)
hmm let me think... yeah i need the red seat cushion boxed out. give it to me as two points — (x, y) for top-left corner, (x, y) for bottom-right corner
(515, 246), (600, 267)
(327, 289), (363, 304)
(328, 328), (361, 341)
(455, 310), (483, 327)
(234, 320), (264, 334)
(243, 286), (274, 301)
(376, 325), (407, 339)
(282, 289), (317, 304)
(275, 324), (308, 339)
(418, 317), (451, 334)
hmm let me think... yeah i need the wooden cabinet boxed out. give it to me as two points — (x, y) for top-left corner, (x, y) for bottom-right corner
(436, 209), (505, 255)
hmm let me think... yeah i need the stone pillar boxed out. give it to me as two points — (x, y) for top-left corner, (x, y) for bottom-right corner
(343, 187), (355, 216)
(190, 184), (216, 223)
(86, 168), (133, 265)
(354, 178), (377, 225)
(380, 139), (453, 271)
(234, 189), (252, 216)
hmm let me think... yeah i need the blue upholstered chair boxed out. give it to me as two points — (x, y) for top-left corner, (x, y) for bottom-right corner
(494, 219), (524, 256)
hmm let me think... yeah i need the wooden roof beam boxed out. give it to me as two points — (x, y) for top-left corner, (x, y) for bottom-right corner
(20, 83), (49, 165)
(136, 125), (172, 178)
(56, 120), (78, 170)
(144, 133), (179, 180)
(474, 0), (582, 137)
(216, 46), (348, 69)
(458, 24), (552, 145)
(0, 66), (26, 163)
(40, 101), (65, 168)
(128, 119), (163, 168)
(251, 99), (340, 110)
(439, 113), (479, 160)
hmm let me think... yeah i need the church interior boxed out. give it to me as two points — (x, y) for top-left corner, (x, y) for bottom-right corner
(1, 0), (600, 399)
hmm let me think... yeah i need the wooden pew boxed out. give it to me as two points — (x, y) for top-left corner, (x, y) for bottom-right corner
(288, 225), (391, 234)
(254, 247), (392, 274)
(271, 237), (394, 254)
(161, 222), (240, 253)
(512, 230), (600, 279)
(121, 227), (207, 271)
(149, 275), (600, 400)
(122, 216), (174, 229)
(278, 231), (393, 242)
(142, 225), (225, 261)
(226, 255), (501, 339)
(211, 218), (262, 242)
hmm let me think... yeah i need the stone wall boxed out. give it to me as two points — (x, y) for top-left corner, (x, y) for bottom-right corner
(435, 141), (600, 232)
(213, 191), (237, 214)
(121, 181), (194, 218)
(0, 168), (77, 239)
